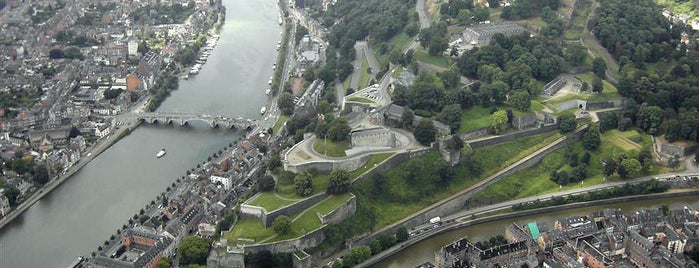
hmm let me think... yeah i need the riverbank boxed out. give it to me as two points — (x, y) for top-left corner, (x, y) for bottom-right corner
(0, 111), (144, 230)
(359, 189), (699, 267)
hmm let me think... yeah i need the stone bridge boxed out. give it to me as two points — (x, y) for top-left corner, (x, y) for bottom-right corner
(135, 112), (256, 129)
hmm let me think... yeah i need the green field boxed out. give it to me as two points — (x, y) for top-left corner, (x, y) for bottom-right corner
(226, 194), (353, 245)
(359, 56), (371, 89)
(267, 194), (353, 243)
(313, 139), (349, 157)
(458, 105), (493, 133)
(414, 50), (451, 68)
(247, 192), (298, 212)
(272, 115), (288, 134)
(469, 129), (664, 204)
(223, 218), (274, 245)
(346, 97), (376, 104)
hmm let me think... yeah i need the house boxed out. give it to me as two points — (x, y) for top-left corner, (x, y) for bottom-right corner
(94, 124), (111, 138)
(0, 190), (11, 218)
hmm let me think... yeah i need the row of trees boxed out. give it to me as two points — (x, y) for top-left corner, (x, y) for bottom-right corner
(513, 179), (668, 211)
(501, 0), (560, 20)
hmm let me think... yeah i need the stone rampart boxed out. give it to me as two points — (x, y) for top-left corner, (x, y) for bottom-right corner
(468, 124), (559, 149)
(459, 128), (489, 140)
(351, 126), (588, 247)
(320, 194), (357, 225)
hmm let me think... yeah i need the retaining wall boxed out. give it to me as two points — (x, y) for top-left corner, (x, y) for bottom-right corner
(351, 126), (588, 247)
(459, 128), (489, 140)
(320, 194), (357, 225)
(244, 225), (327, 253)
(468, 124), (559, 149)
(587, 100), (622, 110)
(285, 153), (374, 174)
(352, 147), (434, 185)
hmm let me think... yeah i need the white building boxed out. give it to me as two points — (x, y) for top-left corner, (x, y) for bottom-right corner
(127, 40), (139, 56)
(209, 175), (232, 190)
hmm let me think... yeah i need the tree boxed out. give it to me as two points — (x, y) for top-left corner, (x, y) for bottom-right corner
(157, 257), (171, 268)
(178, 236), (211, 265)
(294, 173), (313, 196)
(668, 154), (680, 170)
(489, 110), (508, 134)
(3, 186), (20, 206)
(510, 91), (531, 111)
(436, 104), (462, 132)
(343, 246), (372, 267)
(32, 165), (49, 185)
(591, 77), (603, 94)
(49, 48), (64, 59)
(396, 226), (409, 242)
(272, 215), (291, 235)
(581, 151), (591, 165)
(257, 175), (275, 192)
(592, 57), (607, 79)
(445, 134), (464, 151)
(278, 92), (295, 115)
(414, 118), (437, 145)
(400, 107), (415, 129)
(327, 117), (351, 142)
(565, 44), (587, 66)
(69, 126), (81, 138)
(64, 47), (84, 60)
(327, 169), (351, 195)
(487, 0), (500, 8)
(137, 40), (150, 55)
(603, 158), (617, 177)
(558, 113), (577, 133)
(619, 158), (642, 179)
(582, 125), (601, 150)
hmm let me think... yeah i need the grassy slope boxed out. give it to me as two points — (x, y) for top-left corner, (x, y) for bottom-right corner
(458, 105), (493, 133)
(359, 132), (562, 228)
(470, 130), (667, 204)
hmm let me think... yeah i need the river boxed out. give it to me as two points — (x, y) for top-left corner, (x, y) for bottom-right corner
(0, 0), (280, 267)
(374, 196), (699, 268)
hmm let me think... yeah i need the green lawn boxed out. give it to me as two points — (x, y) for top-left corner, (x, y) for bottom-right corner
(359, 56), (371, 89)
(247, 192), (297, 212)
(414, 50), (451, 68)
(346, 97), (376, 104)
(458, 105), (494, 133)
(470, 129), (664, 204)
(387, 32), (413, 52)
(224, 218), (275, 245)
(343, 75), (351, 90)
(312, 139), (349, 157)
(227, 194), (353, 245)
(272, 115), (288, 134)
(268, 194), (354, 243)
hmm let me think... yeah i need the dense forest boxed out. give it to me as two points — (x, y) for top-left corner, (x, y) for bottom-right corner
(591, 0), (699, 142)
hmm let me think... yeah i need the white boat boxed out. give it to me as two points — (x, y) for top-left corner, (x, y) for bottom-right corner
(156, 149), (166, 158)
(265, 88), (271, 95)
(260, 106), (267, 115)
